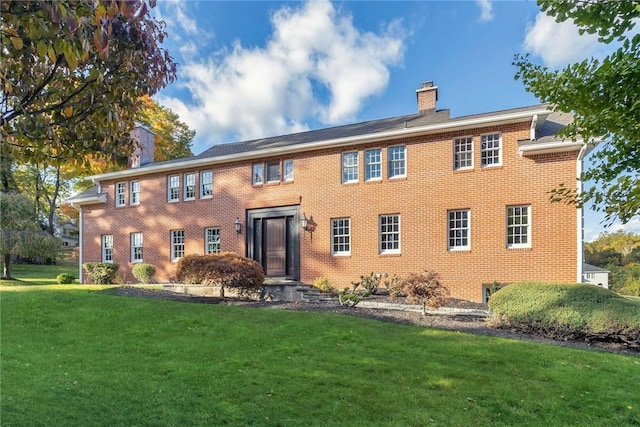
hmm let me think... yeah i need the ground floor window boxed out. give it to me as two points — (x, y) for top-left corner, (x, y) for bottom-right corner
(448, 209), (470, 250)
(205, 227), (220, 254)
(102, 235), (113, 262)
(171, 230), (185, 261)
(380, 214), (400, 254)
(506, 205), (530, 248)
(331, 218), (351, 255)
(131, 232), (143, 262)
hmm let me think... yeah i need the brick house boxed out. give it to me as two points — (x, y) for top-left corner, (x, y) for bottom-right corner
(68, 82), (590, 302)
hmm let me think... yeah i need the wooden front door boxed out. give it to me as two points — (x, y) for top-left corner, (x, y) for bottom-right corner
(264, 217), (286, 276)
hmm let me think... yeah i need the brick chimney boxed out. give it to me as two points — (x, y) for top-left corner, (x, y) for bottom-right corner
(129, 125), (155, 168)
(416, 81), (438, 114)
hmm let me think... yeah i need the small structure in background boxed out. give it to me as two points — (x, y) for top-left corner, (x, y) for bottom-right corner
(583, 263), (610, 289)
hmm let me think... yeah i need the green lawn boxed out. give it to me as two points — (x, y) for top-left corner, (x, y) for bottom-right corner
(1, 288), (639, 426)
(0, 260), (79, 286)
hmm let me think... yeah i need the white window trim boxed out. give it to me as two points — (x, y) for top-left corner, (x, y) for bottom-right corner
(448, 209), (471, 251)
(379, 214), (401, 254)
(365, 148), (382, 181)
(115, 182), (126, 207)
(266, 161), (281, 183)
(331, 218), (351, 256)
(252, 164), (264, 186)
(205, 227), (221, 254)
(388, 145), (406, 179)
(102, 235), (113, 263)
(130, 181), (140, 206)
(453, 136), (474, 170)
(168, 175), (180, 203)
(131, 232), (143, 263)
(200, 171), (213, 199)
(480, 132), (502, 168)
(506, 205), (532, 249)
(184, 173), (196, 201)
(171, 230), (185, 261)
(283, 160), (294, 182)
(342, 152), (359, 183)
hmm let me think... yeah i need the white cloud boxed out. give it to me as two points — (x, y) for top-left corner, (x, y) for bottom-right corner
(157, 0), (406, 151)
(523, 12), (602, 68)
(476, 0), (494, 22)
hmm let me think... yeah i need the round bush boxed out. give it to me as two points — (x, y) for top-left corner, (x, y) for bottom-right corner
(56, 273), (76, 284)
(132, 263), (156, 284)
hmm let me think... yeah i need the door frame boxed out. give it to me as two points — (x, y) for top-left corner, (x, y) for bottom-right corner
(246, 206), (301, 280)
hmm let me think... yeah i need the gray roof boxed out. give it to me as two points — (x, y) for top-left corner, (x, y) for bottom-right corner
(583, 263), (611, 273)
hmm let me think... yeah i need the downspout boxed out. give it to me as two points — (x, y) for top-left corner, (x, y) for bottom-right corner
(576, 144), (589, 283)
(74, 205), (84, 283)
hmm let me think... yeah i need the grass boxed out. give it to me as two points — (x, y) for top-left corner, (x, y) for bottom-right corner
(1, 288), (639, 426)
(0, 260), (79, 286)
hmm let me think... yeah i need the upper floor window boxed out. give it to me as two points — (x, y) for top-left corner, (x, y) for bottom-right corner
(171, 229), (185, 261)
(252, 164), (264, 186)
(380, 214), (401, 254)
(205, 227), (221, 254)
(184, 173), (196, 200)
(388, 146), (406, 178)
(331, 218), (351, 256)
(453, 137), (473, 170)
(365, 148), (382, 181)
(102, 235), (113, 263)
(507, 205), (531, 248)
(115, 182), (126, 207)
(130, 181), (140, 205)
(168, 175), (180, 202)
(131, 232), (143, 262)
(283, 160), (294, 182)
(266, 161), (280, 183)
(200, 171), (213, 198)
(342, 152), (358, 183)
(448, 209), (470, 250)
(481, 133), (501, 167)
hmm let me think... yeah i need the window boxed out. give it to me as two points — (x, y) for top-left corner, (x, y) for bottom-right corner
(283, 160), (294, 182)
(171, 230), (185, 261)
(342, 152), (358, 183)
(266, 161), (280, 183)
(507, 205), (531, 248)
(380, 214), (400, 254)
(365, 149), (382, 181)
(115, 182), (126, 207)
(102, 235), (113, 263)
(184, 173), (196, 200)
(331, 218), (351, 255)
(388, 146), (406, 178)
(448, 209), (470, 250)
(252, 164), (264, 185)
(130, 181), (140, 205)
(481, 133), (501, 167)
(453, 137), (473, 170)
(131, 232), (143, 262)
(200, 171), (213, 198)
(168, 175), (180, 202)
(205, 227), (220, 254)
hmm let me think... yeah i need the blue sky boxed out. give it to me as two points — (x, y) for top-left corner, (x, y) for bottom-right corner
(152, 0), (639, 240)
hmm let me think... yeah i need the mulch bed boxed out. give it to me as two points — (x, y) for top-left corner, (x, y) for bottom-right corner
(115, 287), (639, 357)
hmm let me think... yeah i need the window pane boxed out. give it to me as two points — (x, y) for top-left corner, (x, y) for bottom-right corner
(380, 214), (400, 253)
(116, 183), (126, 207)
(507, 205), (530, 247)
(168, 176), (180, 201)
(184, 173), (196, 199)
(365, 149), (382, 181)
(205, 227), (221, 254)
(331, 218), (351, 255)
(342, 152), (358, 183)
(252, 164), (264, 185)
(481, 133), (501, 166)
(453, 137), (473, 170)
(388, 146), (406, 178)
(448, 210), (470, 250)
(201, 171), (213, 198)
(266, 161), (280, 182)
(283, 160), (294, 181)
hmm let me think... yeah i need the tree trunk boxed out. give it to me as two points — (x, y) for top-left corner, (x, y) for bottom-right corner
(2, 252), (11, 279)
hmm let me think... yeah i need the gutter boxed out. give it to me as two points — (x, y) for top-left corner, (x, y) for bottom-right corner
(576, 143), (589, 283)
(88, 108), (551, 183)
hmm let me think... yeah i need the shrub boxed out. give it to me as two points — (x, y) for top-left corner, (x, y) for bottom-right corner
(132, 263), (156, 284)
(82, 263), (120, 284)
(389, 270), (450, 315)
(351, 272), (381, 296)
(488, 282), (640, 347)
(175, 252), (265, 298)
(56, 273), (75, 284)
(312, 277), (334, 293)
(338, 287), (361, 307)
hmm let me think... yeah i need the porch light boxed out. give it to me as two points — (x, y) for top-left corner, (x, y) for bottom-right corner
(234, 217), (242, 234)
(300, 213), (309, 231)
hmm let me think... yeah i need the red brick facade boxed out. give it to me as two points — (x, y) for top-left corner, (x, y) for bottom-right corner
(78, 119), (582, 302)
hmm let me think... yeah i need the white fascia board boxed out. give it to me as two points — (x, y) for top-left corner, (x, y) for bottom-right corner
(518, 139), (585, 156)
(89, 108), (550, 183)
(68, 193), (107, 208)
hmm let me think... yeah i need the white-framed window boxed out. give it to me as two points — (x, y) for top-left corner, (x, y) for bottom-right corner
(380, 214), (400, 254)
(481, 133), (501, 167)
(102, 235), (113, 263)
(388, 145), (406, 178)
(342, 152), (358, 183)
(365, 148), (382, 181)
(205, 227), (220, 254)
(171, 229), (185, 261)
(507, 205), (531, 248)
(130, 181), (140, 205)
(184, 173), (196, 200)
(331, 218), (351, 255)
(131, 232), (143, 262)
(252, 164), (264, 186)
(283, 160), (294, 182)
(200, 171), (213, 198)
(266, 161), (280, 183)
(448, 209), (470, 250)
(168, 175), (180, 202)
(453, 136), (473, 170)
(115, 182), (126, 207)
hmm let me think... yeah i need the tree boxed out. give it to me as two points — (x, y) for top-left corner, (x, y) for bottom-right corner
(1, 0), (177, 168)
(514, 0), (640, 225)
(0, 192), (36, 278)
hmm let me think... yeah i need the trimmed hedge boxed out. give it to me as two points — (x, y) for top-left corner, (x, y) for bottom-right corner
(488, 282), (640, 348)
(175, 252), (264, 298)
(132, 263), (156, 284)
(56, 273), (76, 284)
(82, 262), (120, 284)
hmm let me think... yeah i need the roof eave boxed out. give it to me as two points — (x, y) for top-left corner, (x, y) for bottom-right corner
(67, 193), (107, 208)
